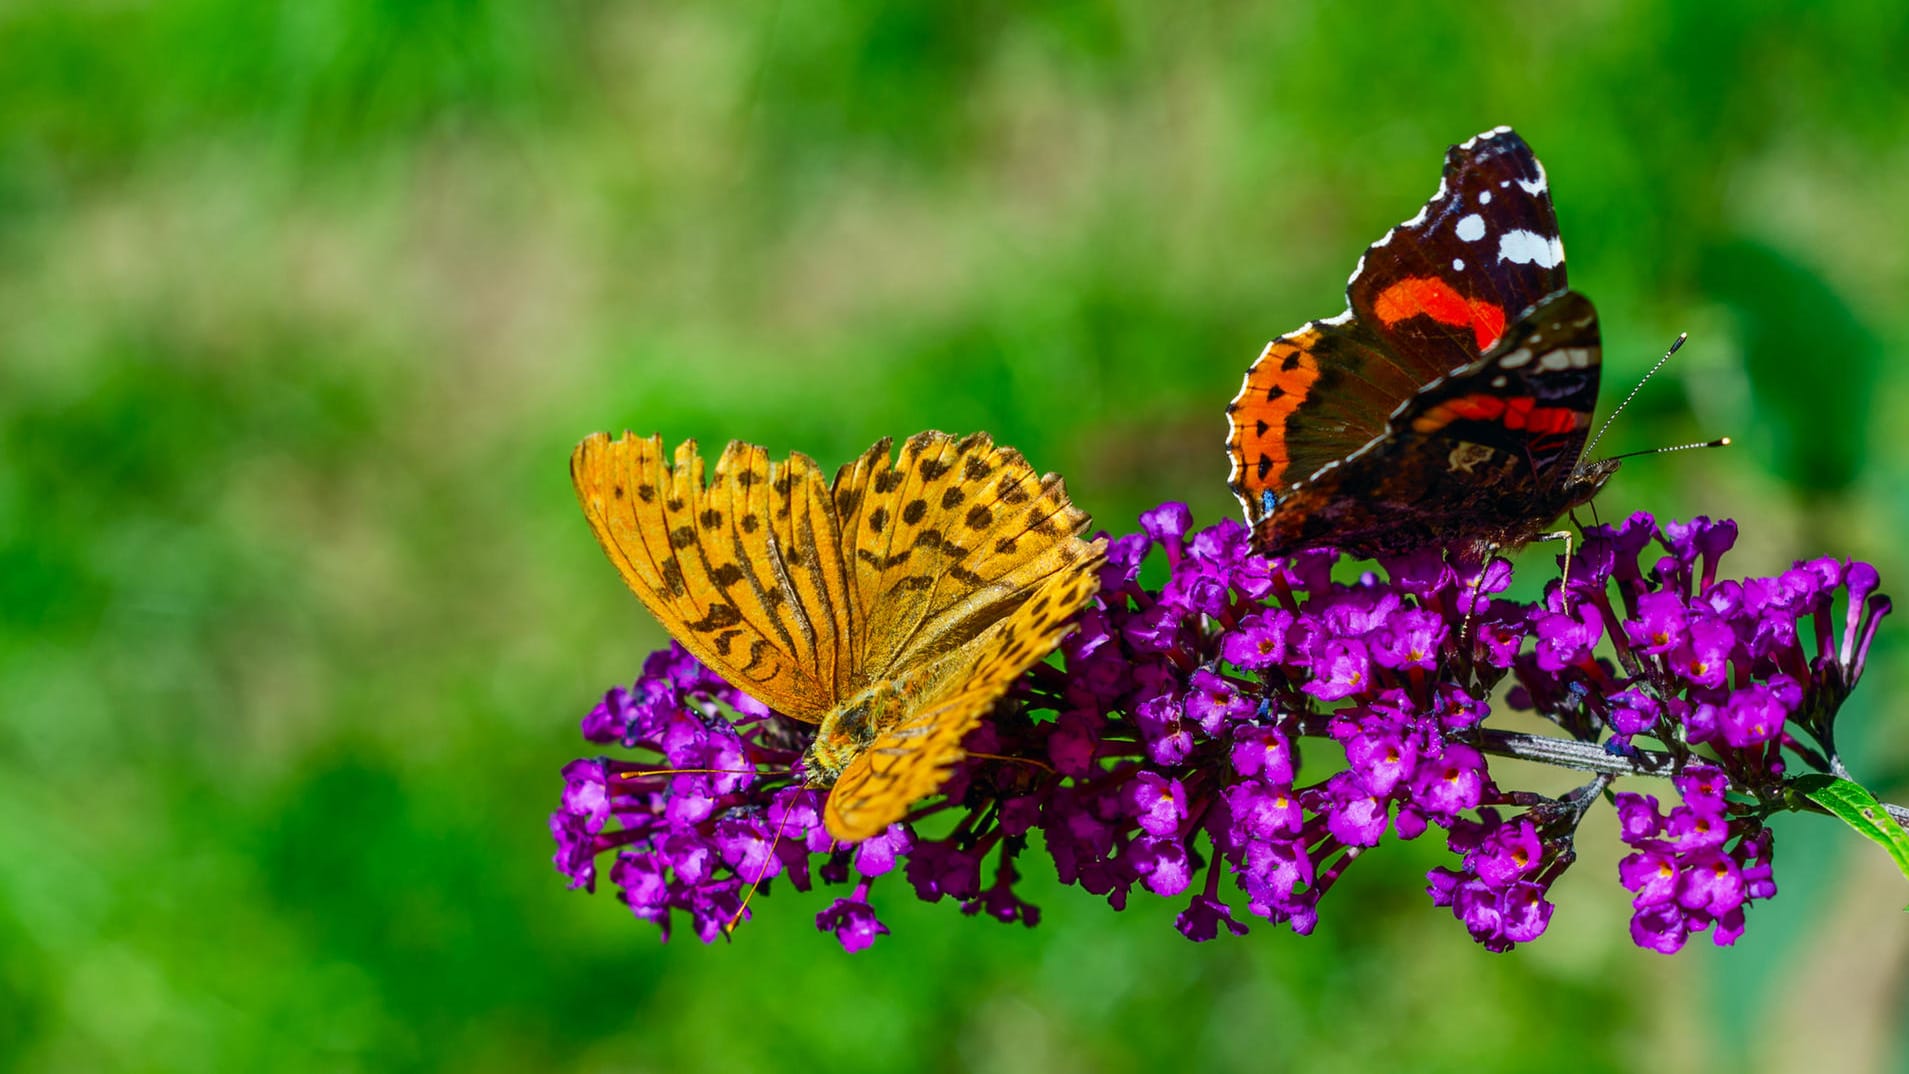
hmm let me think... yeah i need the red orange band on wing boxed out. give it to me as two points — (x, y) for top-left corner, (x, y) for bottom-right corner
(1371, 277), (1507, 351)
(1410, 393), (1583, 436)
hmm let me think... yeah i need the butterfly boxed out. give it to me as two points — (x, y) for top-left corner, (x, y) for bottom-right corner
(571, 430), (1105, 842)
(1226, 126), (1617, 560)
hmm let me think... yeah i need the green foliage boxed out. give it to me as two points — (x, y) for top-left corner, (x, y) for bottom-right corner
(3, 1), (1908, 1070)
(1792, 775), (1909, 893)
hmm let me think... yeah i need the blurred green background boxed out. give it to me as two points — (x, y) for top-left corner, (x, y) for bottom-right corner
(5, 2), (1909, 1071)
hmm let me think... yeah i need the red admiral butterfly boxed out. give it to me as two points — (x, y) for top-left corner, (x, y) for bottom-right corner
(1226, 126), (1616, 559)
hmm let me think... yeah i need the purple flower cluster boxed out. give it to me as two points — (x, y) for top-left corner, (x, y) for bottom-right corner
(1614, 766), (1775, 953)
(551, 507), (1889, 954)
(549, 645), (1051, 947)
(1428, 811), (1555, 952)
(1550, 514), (1888, 776)
(550, 646), (812, 941)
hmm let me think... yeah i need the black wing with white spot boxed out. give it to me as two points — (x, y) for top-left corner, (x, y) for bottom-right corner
(1344, 126), (1567, 383)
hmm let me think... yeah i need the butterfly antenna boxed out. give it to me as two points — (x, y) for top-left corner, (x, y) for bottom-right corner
(965, 752), (1057, 775)
(612, 762), (787, 936)
(1584, 330), (1687, 460)
(725, 788), (802, 937)
(616, 767), (759, 780)
(1604, 436), (1733, 462)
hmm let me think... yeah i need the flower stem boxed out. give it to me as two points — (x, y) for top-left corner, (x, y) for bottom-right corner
(1474, 729), (1909, 828)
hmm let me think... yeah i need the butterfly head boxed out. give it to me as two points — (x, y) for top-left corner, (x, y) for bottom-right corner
(1508, 455), (1621, 548)
(1567, 455), (1621, 507)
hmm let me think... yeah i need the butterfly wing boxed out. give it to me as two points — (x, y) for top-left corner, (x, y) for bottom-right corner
(1406, 290), (1602, 492)
(822, 561), (1103, 840)
(1229, 126), (1567, 527)
(571, 432), (859, 722)
(1253, 290), (1604, 557)
(1226, 317), (1421, 514)
(831, 431), (1101, 683)
(1345, 126), (1566, 376)
(816, 430), (1104, 839)
(577, 428), (1103, 839)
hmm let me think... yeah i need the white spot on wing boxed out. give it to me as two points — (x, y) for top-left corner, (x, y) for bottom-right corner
(1497, 348), (1535, 369)
(1478, 190), (1492, 205)
(1459, 125), (1513, 150)
(1490, 375), (1508, 388)
(1455, 214), (1485, 242)
(1451, 258), (1465, 271)
(1498, 229), (1562, 268)
(1517, 160), (1548, 196)
(1533, 347), (1593, 372)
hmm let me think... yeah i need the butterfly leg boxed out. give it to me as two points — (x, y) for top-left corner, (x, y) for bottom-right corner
(1453, 546), (1497, 672)
(1537, 529), (1575, 611)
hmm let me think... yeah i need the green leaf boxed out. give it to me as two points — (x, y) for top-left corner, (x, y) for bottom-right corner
(1793, 774), (1909, 899)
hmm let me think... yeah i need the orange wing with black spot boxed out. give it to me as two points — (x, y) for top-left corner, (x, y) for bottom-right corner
(576, 430), (1104, 843)
(1226, 320), (1420, 505)
(571, 433), (858, 721)
(823, 558), (1102, 841)
(820, 431), (1104, 838)
(831, 431), (1099, 682)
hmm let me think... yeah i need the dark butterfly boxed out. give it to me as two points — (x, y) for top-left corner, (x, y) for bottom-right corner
(1226, 126), (1615, 559)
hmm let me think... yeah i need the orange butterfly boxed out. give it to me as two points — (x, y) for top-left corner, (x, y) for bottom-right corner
(571, 430), (1105, 842)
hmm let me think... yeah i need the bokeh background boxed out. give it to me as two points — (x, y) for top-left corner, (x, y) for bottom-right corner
(5, 2), (1909, 1071)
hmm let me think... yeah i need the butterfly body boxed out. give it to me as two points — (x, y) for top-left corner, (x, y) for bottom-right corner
(805, 680), (908, 784)
(1227, 127), (1614, 559)
(572, 430), (1103, 842)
